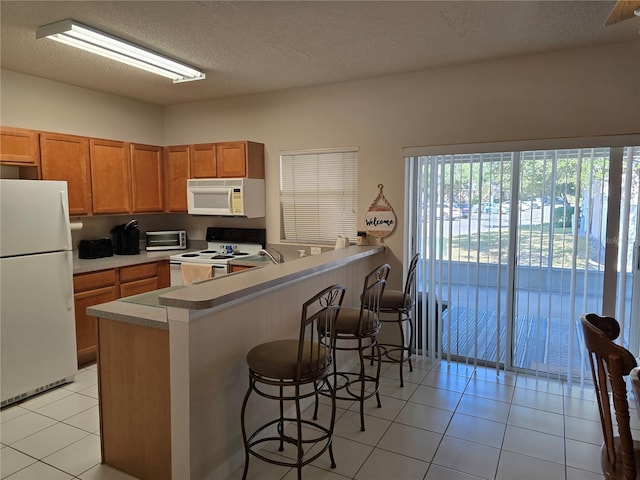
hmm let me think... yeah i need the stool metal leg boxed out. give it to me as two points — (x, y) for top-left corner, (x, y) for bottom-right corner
(374, 340), (382, 409)
(240, 378), (254, 480)
(327, 376), (337, 468)
(358, 339), (366, 432)
(278, 384), (285, 452)
(295, 387), (303, 480)
(407, 313), (414, 373)
(397, 312), (406, 387)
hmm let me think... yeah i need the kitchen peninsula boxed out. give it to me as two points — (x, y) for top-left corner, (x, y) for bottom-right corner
(88, 245), (386, 480)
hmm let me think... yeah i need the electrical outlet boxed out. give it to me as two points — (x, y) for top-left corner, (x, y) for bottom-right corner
(310, 247), (322, 255)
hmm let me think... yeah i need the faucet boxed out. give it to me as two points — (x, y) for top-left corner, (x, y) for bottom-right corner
(259, 248), (284, 264)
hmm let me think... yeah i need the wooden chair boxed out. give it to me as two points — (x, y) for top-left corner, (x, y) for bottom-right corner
(580, 313), (640, 480)
(631, 367), (640, 421)
(240, 284), (346, 480)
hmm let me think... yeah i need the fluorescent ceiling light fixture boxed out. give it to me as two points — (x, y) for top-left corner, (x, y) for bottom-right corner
(36, 19), (205, 83)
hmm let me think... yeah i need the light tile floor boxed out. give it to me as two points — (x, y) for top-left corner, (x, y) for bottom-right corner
(2, 359), (637, 479)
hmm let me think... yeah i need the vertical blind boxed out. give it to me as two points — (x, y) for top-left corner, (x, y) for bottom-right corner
(406, 144), (639, 384)
(280, 147), (358, 244)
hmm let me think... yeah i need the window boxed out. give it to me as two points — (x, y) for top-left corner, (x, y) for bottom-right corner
(404, 137), (640, 385)
(280, 147), (358, 244)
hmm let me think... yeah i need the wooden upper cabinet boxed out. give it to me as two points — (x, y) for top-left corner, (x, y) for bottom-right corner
(188, 141), (264, 179)
(0, 127), (40, 166)
(90, 139), (131, 215)
(163, 145), (190, 213)
(130, 143), (164, 213)
(216, 141), (264, 178)
(190, 143), (216, 179)
(40, 133), (92, 216)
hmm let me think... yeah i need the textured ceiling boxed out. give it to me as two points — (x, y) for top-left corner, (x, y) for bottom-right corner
(1, 1), (638, 106)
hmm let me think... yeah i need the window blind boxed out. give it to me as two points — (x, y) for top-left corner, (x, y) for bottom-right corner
(280, 148), (358, 244)
(406, 145), (639, 385)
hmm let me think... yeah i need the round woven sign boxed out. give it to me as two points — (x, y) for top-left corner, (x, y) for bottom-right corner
(365, 205), (396, 238)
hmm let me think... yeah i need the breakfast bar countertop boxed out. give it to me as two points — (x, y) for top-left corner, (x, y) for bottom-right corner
(87, 245), (385, 326)
(158, 245), (384, 310)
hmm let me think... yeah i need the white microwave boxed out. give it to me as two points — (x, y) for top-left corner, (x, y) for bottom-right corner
(187, 178), (265, 218)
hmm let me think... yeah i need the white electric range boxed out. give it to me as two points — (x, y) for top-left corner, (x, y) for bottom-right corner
(169, 227), (266, 286)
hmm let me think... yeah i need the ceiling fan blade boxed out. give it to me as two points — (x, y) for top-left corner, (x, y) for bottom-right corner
(605, 0), (640, 25)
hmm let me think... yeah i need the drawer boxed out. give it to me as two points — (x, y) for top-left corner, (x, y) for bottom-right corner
(119, 262), (158, 283)
(120, 277), (159, 298)
(74, 269), (117, 292)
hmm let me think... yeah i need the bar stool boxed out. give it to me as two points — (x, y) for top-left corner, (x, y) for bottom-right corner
(376, 253), (419, 387)
(240, 284), (346, 480)
(325, 263), (390, 432)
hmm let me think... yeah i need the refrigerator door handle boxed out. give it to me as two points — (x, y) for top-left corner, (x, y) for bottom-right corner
(64, 251), (74, 311)
(60, 191), (72, 250)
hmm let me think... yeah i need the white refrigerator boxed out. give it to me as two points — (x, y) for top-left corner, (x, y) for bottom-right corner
(1, 179), (78, 407)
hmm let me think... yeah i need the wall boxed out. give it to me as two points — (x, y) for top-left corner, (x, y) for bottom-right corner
(0, 69), (164, 144)
(0, 69), (179, 249)
(164, 40), (640, 285)
(2, 40), (639, 286)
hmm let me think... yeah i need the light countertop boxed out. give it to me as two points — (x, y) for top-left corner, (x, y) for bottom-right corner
(87, 245), (385, 326)
(158, 246), (383, 310)
(73, 250), (175, 274)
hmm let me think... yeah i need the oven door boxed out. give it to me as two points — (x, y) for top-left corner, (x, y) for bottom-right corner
(211, 264), (229, 277)
(170, 261), (184, 286)
(170, 261), (229, 286)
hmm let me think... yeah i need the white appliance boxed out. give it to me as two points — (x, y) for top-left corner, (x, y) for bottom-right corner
(145, 230), (187, 251)
(169, 227), (266, 286)
(1, 179), (78, 407)
(187, 178), (265, 217)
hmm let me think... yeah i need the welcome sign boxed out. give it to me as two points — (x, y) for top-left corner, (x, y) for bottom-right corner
(365, 184), (396, 239)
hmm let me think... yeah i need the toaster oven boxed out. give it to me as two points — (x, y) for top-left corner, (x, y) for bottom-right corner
(145, 230), (187, 251)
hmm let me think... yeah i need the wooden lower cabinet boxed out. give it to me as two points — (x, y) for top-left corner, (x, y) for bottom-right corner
(98, 319), (170, 479)
(73, 261), (171, 366)
(120, 277), (159, 297)
(230, 264), (254, 273)
(73, 270), (118, 367)
(119, 262), (159, 298)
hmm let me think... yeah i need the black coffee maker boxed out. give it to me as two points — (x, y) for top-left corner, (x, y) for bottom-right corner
(111, 219), (141, 255)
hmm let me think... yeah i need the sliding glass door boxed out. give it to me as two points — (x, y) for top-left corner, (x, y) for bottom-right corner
(407, 143), (639, 381)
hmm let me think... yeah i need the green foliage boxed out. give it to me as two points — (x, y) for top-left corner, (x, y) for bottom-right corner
(448, 223), (592, 269)
(433, 149), (609, 208)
